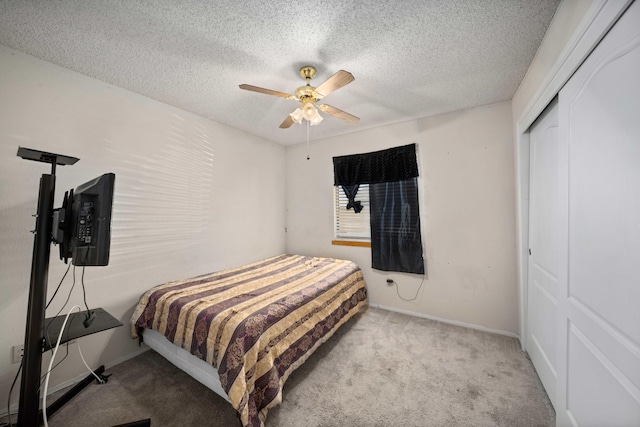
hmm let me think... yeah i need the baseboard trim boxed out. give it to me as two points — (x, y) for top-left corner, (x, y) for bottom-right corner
(105, 345), (151, 370)
(0, 346), (151, 420)
(367, 303), (521, 340)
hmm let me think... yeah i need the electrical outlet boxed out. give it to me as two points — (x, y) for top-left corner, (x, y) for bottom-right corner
(12, 345), (24, 364)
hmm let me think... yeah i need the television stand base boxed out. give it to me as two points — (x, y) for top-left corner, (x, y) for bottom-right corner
(113, 420), (151, 427)
(37, 366), (151, 426)
(39, 365), (108, 424)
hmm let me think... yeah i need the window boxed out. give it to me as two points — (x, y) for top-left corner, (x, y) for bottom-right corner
(334, 184), (370, 241)
(332, 144), (424, 272)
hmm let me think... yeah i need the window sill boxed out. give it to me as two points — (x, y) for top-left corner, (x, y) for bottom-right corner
(331, 240), (371, 248)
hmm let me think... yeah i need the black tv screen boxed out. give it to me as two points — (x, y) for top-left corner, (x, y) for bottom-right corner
(53, 173), (115, 266)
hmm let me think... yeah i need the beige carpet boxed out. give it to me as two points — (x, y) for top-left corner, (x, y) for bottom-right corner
(43, 307), (554, 427)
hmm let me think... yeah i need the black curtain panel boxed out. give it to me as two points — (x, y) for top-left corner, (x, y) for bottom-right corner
(333, 144), (425, 274)
(369, 178), (424, 274)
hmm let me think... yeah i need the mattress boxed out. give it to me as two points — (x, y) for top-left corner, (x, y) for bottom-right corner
(130, 254), (367, 427)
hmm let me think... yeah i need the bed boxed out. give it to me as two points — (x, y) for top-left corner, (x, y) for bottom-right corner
(130, 254), (367, 427)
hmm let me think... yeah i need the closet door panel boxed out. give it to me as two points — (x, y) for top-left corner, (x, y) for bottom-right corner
(557, 1), (640, 425)
(567, 43), (640, 345)
(527, 99), (560, 409)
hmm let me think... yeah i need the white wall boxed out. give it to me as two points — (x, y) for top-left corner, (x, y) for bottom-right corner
(286, 101), (518, 335)
(0, 46), (286, 410)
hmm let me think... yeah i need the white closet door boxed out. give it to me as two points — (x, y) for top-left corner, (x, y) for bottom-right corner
(556, 1), (640, 425)
(527, 98), (559, 409)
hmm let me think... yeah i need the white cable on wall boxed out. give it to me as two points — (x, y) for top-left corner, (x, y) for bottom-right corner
(42, 305), (81, 427)
(78, 343), (104, 385)
(41, 306), (105, 427)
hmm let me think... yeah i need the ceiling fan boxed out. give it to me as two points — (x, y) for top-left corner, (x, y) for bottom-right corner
(239, 66), (360, 129)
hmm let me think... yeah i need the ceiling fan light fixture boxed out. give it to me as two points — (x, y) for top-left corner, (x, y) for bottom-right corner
(290, 107), (303, 124)
(310, 113), (323, 126)
(302, 102), (317, 120)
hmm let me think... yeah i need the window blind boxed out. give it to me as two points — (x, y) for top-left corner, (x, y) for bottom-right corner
(334, 184), (370, 240)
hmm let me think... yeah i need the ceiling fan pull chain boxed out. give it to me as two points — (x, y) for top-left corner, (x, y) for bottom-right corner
(306, 120), (310, 160)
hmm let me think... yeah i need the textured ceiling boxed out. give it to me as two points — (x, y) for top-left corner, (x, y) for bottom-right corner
(0, 0), (560, 145)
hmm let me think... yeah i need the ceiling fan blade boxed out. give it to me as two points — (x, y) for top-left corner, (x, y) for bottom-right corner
(314, 70), (354, 97)
(317, 104), (359, 124)
(279, 115), (295, 129)
(239, 84), (294, 99)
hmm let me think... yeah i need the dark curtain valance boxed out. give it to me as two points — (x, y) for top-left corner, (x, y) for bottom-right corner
(333, 144), (419, 186)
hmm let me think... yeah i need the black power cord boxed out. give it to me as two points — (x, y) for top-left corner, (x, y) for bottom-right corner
(7, 247), (96, 425)
(80, 264), (94, 328)
(45, 264), (78, 346)
(4, 359), (22, 427)
(387, 277), (425, 302)
(46, 262), (71, 310)
(5, 263), (75, 426)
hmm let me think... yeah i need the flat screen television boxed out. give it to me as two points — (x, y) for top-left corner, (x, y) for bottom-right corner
(53, 173), (115, 266)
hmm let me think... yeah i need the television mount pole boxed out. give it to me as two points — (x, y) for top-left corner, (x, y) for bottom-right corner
(15, 147), (78, 427)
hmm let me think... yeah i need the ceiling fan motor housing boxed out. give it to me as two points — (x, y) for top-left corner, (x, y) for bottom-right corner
(299, 66), (316, 80)
(296, 85), (318, 104)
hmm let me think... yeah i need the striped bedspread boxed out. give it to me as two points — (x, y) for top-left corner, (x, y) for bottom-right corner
(130, 254), (367, 427)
